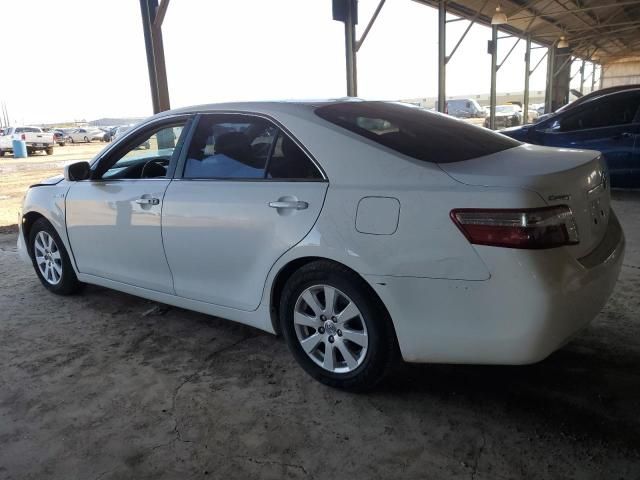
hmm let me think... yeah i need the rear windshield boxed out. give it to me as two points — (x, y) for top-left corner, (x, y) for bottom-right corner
(315, 101), (520, 163)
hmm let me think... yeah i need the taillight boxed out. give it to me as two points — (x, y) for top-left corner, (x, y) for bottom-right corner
(450, 206), (579, 249)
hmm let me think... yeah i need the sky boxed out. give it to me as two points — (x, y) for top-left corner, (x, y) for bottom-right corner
(0, 0), (597, 125)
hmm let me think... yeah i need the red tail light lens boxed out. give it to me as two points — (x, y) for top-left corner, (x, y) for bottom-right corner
(450, 206), (579, 249)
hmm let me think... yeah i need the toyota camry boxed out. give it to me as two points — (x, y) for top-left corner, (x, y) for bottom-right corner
(18, 100), (625, 390)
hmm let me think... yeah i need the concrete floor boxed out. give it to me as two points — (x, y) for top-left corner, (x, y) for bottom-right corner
(1, 192), (639, 480)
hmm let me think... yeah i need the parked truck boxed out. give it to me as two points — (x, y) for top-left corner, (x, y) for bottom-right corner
(0, 126), (55, 156)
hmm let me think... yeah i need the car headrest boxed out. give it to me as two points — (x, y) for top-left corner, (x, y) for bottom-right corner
(215, 132), (252, 158)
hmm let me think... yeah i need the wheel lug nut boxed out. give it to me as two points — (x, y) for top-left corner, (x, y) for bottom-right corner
(337, 330), (342, 337)
(320, 315), (326, 321)
(328, 335), (334, 343)
(331, 316), (337, 322)
(318, 327), (325, 334)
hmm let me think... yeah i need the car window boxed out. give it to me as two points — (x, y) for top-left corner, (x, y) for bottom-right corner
(559, 93), (640, 132)
(316, 101), (520, 163)
(266, 133), (322, 180)
(184, 115), (277, 179)
(100, 123), (186, 180)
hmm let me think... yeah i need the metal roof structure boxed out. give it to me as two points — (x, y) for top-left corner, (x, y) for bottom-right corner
(415, 0), (640, 62)
(139, 0), (640, 131)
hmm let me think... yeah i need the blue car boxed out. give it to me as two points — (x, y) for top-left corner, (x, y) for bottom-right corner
(500, 88), (640, 188)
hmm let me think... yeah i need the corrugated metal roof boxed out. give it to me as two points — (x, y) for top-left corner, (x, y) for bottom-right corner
(415, 0), (640, 63)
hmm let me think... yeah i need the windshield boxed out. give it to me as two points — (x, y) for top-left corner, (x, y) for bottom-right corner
(315, 101), (520, 164)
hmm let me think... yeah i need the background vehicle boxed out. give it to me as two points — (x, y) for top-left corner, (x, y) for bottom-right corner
(18, 100), (624, 390)
(0, 126), (55, 156)
(67, 128), (103, 143)
(101, 127), (117, 142)
(501, 88), (640, 188)
(53, 129), (67, 146)
(484, 104), (522, 129)
(440, 98), (486, 118)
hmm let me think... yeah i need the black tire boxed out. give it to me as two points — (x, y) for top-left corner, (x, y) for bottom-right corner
(280, 260), (397, 391)
(84, 136), (90, 143)
(58, 142), (66, 147)
(46, 147), (53, 155)
(29, 218), (81, 295)
(0, 149), (4, 157)
(27, 148), (33, 156)
(69, 137), (74, 143)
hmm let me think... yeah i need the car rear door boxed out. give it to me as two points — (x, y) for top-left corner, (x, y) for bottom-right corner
(162, 113), (328, 311)
(540, 91), (640, 186)
(65, 117), (190, 293)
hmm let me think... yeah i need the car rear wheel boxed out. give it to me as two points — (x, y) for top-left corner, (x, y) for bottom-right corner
(84, 136), (90, 143)
(0, 149), (4, 157)
(29, 218), (81, 295)
(280, 260), (396, 391)
(46, 147), (53, 155)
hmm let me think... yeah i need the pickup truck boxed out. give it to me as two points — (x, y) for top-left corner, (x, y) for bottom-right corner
(0, 126), (55, 156)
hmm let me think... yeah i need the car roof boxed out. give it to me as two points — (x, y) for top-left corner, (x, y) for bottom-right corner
(155, 98), (364, 119)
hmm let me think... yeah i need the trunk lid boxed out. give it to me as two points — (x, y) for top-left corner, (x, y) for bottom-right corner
(439, 144), (610, 259)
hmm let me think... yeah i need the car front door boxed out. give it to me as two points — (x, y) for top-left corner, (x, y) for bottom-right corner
(162, 113), (328, 311)
(65, 117), (190, 293)
(540, 91), (640, 186)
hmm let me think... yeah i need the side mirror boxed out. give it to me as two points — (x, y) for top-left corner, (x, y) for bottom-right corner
(64, 161), (91, 181)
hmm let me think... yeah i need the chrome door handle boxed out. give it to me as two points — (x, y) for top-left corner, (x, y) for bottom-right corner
(268, 200), (308, 210)
(135, 197), (160, 205)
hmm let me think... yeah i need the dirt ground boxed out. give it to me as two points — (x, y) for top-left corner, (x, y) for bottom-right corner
(1, 166), (639, 478)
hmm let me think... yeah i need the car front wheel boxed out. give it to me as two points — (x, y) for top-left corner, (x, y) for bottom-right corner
(29, 218), (81, 295)
(280, 261), (396, 391)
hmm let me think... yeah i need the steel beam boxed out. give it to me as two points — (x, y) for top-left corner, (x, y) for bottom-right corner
(344, 0), (358, 97)
(497, 37), (521, 71)
(356, 0), (386, 51)
(438, 0), (446, 112)
(140, 0), (170, 113)
(591, 63), (597, 92)
(579, 59), (585, 94)
(489, 25), (497, 129)
(524, 35), (531, 124)
(446, 0), (489, 63)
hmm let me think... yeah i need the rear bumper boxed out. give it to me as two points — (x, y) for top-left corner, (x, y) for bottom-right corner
(366, 212), (625, 364)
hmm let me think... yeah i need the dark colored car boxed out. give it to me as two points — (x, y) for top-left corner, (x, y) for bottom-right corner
(537, 84), (640, 122)
(501, 88), (640, 188)
(53, 129), (67, 146)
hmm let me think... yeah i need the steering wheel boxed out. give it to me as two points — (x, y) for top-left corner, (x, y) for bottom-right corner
(141, 159), (167, 178)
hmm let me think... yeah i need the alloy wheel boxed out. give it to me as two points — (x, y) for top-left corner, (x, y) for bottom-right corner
(294, 284), (369, 373)
(34, 231), (63, 285)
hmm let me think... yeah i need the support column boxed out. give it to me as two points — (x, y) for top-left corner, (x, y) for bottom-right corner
(579, 59), (585, 94)
(437, 0), (446, 112)
(140, 0), (170, 113)
(550, 51), (571, 111)
(592, 62), (597, 92)
(523, 35), (531, 124)
(489, 25), (497, 129)
(344, 0), (358, 97)
(544, 46), (555, 113)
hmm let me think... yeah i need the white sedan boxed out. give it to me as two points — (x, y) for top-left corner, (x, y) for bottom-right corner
(17, 100), (624, 390)
(66, 128), (103, 143)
